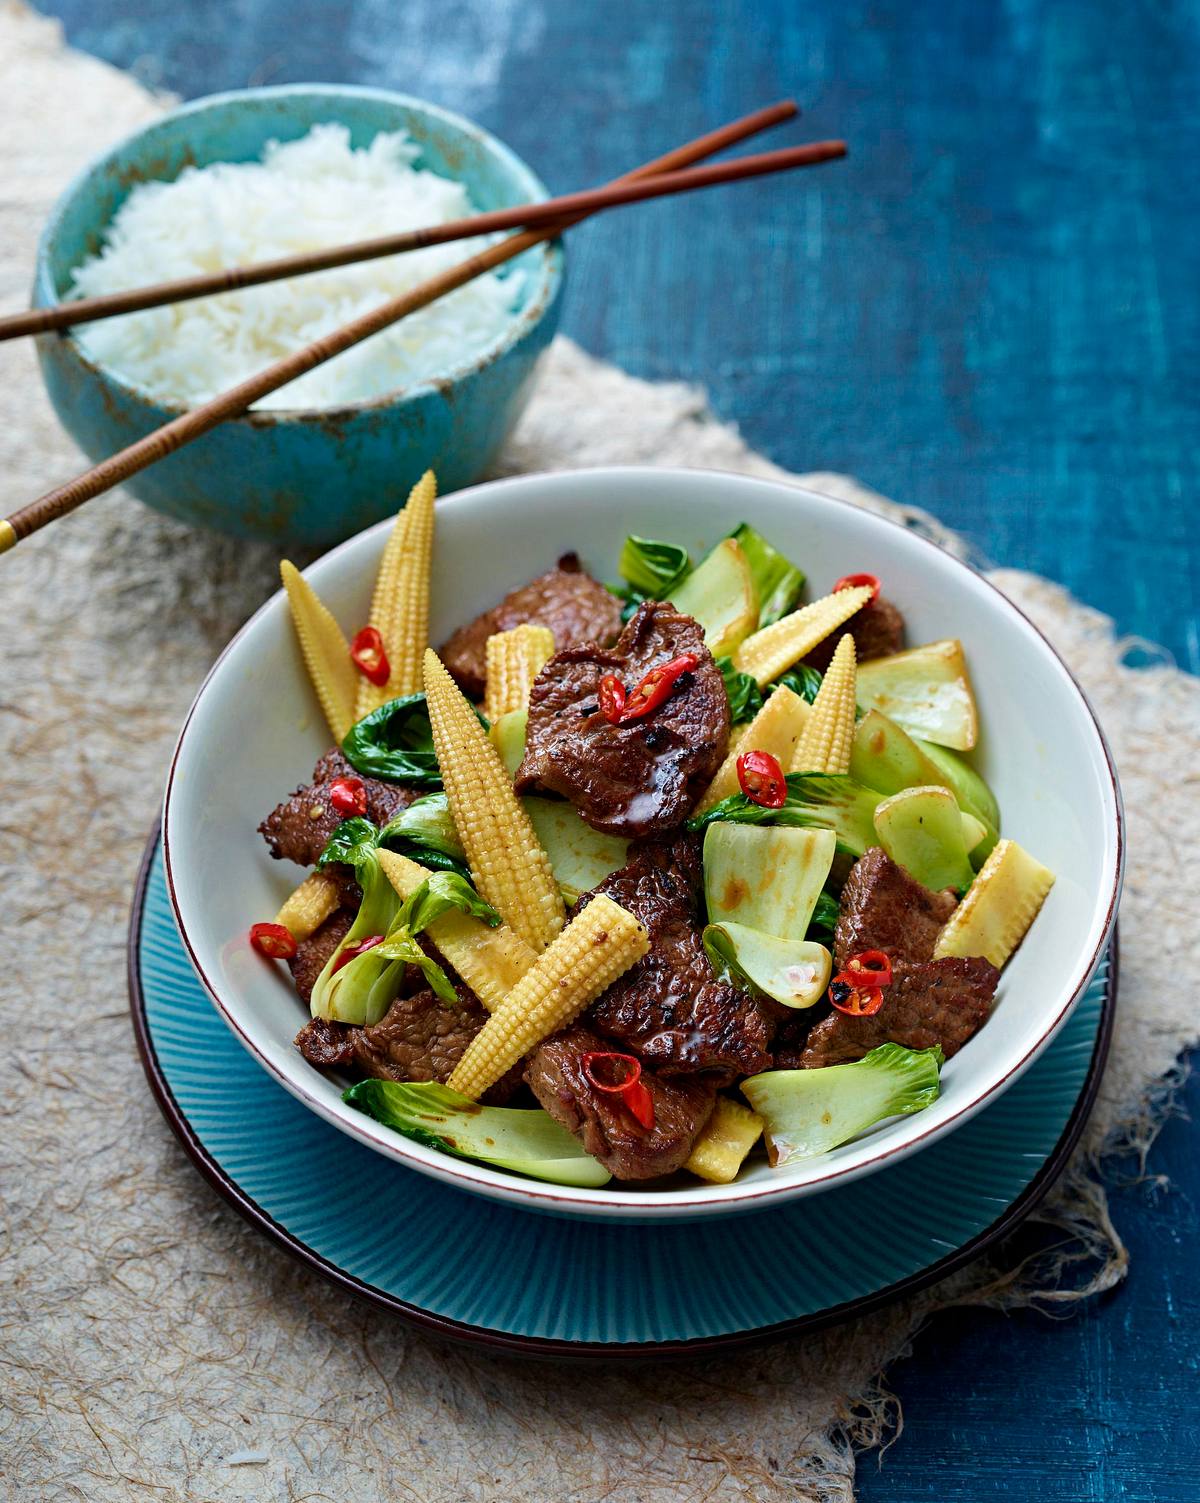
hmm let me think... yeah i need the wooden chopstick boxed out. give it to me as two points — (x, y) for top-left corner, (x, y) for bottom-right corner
(2, 132), (842, 343)
(1, 102), (840, 554)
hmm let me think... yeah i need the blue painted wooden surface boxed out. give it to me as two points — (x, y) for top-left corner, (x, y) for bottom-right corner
(32, 1), (1200, 1494)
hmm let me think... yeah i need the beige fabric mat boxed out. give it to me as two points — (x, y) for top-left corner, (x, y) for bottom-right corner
(2, 5), (1198, 1498)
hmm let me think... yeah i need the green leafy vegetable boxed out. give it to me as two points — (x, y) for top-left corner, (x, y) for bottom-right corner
(316, 816), (381, 871)
(341, 692), (487, 787)
(669, 538), (760, 655)
(344, 1080), (613, 1187)
(772, 664), (824, 704)
(741, 1043), (944, 1165)
(873, 785), (976, 893)
(490, 709), (528, 777)
(617, 535), (691, 598)
(380, 793), (468, 873)
(848, 708), (947, 795)
(856, 640), (978, 750)
(688, 773), (883, 857)
(318, 801), (466, 878)
(524, 797), (629, 905)
(805, 890), (841, 942)
(394, 870), (500, 934)
(729, 523), (806, 626)
(703, 922), (831, 1008)
(373, 928), (458, 1004)
(311, 829), (494, 1023)
(310, 839), (406, 1025)
(913, 737), (1001, 864)
(375, 872), (500, 1004)
(703, 824), (835, 938)
(611, 524), (804, 640)
(716, 656), (764, 723)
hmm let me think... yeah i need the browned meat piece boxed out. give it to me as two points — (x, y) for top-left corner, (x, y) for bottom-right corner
(525, 1026), (717, 1181)
(295, 1016), (358, 1071)
(260, 748), (421, 899)
(439, 552), (623, 700)
(834, 847), (958, 968)
(803, 594), (905, 672)
(771, 1008), (825, 1071)
(287, 909), (354, 1003)
(797, 956), (999, 1067)
(515, 601), (730, 837)
(351, 982), (521, 1104)
(581, 835), (780, 1079)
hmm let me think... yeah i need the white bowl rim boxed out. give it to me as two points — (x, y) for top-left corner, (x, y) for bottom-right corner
(34, 82), (564, 423)
(163, 465), (1124, 1220)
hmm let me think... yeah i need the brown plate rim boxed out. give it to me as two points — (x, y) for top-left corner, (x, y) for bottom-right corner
(128, 821), (1117, 1364)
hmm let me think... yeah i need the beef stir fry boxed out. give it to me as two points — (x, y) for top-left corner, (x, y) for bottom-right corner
(516, 600), (730, 837)
(249, 473), (1056, 1187)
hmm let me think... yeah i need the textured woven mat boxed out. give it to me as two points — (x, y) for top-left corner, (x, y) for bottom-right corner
(3, 6), (1198, 1499)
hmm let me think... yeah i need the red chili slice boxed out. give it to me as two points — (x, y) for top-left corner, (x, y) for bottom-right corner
(842, 949), (893, 989)
(832, 572), (881, 603)
(736, 749), (787, 808)
(331, 934), (386, 974)
(598, 673), (627, 725)
(328, 775), (368, 817)
(581, 1050), (656, 1130)
(620, 653), (699, 721)
(828, 973), (885, 1016)
(621, 1079), (656, 1131)
(350, 625), (390, 686)
(249, 922), (297, 960)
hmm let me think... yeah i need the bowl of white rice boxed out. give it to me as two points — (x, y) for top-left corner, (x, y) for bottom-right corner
(33, 86), (564, 545)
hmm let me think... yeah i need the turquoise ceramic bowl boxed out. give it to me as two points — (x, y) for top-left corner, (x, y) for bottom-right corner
(33, 86), (564, 547)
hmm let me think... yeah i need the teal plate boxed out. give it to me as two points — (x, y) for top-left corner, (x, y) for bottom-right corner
(129, 828), (1116, 1360)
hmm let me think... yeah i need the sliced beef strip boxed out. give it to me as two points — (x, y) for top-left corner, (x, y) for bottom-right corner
(580, 834), (780, 1080)
(833, 847), (958, 968)
(439, 551), (624, 701)
(796, 955), (999, 1067)
(291, 912), (357, 1071)
(525, 1026), (717, 1181)
(295, 1016), (358, 1071)
(292, 929), (519, 1097)
(260, 748), (422, 900)
(288, 908), (354, 1004)
(771, 1006), (827, 1071)
(803, 594), (905, 673)
(515, 600), (730, 837)
(351, 981), (522, 1104)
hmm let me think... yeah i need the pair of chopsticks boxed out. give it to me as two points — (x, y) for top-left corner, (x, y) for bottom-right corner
(0, 102), (844, 553)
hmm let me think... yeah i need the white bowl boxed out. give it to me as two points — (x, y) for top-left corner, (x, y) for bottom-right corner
(164, 467), (1123, 1222)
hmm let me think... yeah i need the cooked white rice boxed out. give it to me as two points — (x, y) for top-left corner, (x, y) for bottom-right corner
(68, 124), (526, 411)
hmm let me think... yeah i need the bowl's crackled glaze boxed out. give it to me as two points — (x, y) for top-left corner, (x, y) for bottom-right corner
(34, 85), (563, 546)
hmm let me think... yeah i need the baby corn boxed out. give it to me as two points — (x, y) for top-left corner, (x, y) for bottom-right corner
(685, 1097), (764, 1184)
(483, 623), (555, 722)
(356, 470), (437, 718)
(733, 584), (872, 687)
(377, 849), (535, 1012)
(423, 649), (565, 951)
(694, 686), (810, 813)
(447, 894), (649, 1100)
(934, 838), (1055, 970)
(280, 560), (358, 744)
(791, 634), (857, 774)
(273, 870), (342, 941)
